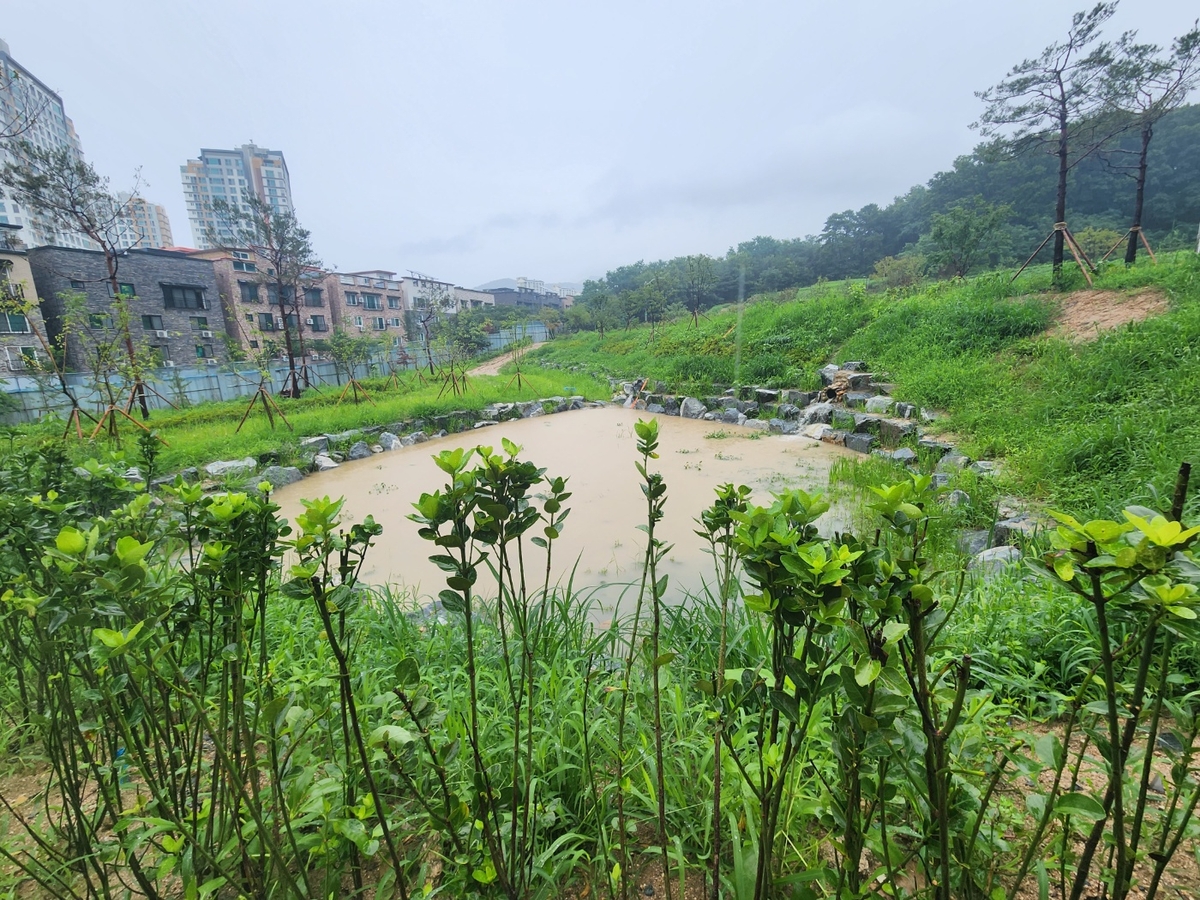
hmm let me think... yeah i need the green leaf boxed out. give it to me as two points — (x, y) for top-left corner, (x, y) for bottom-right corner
(653, 652), (675, 669)
(56, 527), (87, 556)
(855, 657), (882, 687)
(93, 628), (125, 650)
(1053, 793), (1106, 821)
(769, 690), (800, 724)
(881, 621), (909, 645)
(1053, 557), (1075, 582)
(369, 725), (417, 749)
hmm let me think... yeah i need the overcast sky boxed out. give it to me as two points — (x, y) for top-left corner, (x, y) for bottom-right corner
(4, 1), (1196, 287)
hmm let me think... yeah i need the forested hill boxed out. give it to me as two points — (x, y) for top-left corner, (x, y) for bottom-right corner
(578, 103), (1200, 308)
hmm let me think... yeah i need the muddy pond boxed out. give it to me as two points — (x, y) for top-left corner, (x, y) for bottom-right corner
(273, 406), (852, 614)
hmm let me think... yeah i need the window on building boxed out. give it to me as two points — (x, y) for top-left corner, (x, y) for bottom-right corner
(141, 314), (164, 330)
(190, 316), (209, 329)
(353, 315), (363, 327)
(308, 314), (328, 332)
(245, 313), (254, 323)
(387, 295), (401, 309)
(162, 285), (207, 309)
(304, 288), (323, 307)
(233, 260), (257, 272)
(258, 313), (276, 331)
(195, 344), (213, 359)
(232, 251), (250, 260)
(0, 313), (29, 334)
(148, 346), (168, 366)
(88, 314), (113, 330)
(239, 281), (259, 303)
(389, 317), (402, 327)
(266, 284), (279, 304)
(249, 340), (259, 349)
(107, 282), (136, 298)
(372, 317), (386, 330)
(283, 314), (299, 331)
(69, 279), (86, 289)
(344, 291), (358, 306)
(362, 293), (382, 310)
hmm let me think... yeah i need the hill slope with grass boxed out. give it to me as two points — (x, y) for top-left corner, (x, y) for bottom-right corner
(529, 254), (1200, 515)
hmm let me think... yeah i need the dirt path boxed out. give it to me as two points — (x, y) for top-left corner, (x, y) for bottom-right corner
(468, 342), (546, 376)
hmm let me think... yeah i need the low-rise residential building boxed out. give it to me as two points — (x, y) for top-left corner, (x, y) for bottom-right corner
(27, 246), (226, 371)
(0, 225), (50, 374)
(183, 247), (335, 358)
(454, 286), (495, 312)
(490, 285), (565, 311)
(334, 270), (406, 341)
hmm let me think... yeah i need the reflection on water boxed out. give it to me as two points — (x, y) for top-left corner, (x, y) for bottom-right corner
(273, 406), (851, 612)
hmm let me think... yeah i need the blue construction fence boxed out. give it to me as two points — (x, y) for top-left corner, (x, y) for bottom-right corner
(0, 321), (549, 425)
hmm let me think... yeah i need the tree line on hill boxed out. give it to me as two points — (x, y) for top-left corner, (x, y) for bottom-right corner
(571, 4), (1200, 333)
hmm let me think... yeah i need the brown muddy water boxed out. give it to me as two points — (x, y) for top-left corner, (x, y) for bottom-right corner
(273, 406), (852, 614)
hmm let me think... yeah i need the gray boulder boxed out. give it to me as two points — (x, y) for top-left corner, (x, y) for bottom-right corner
(680, 397), (707, 419)
(880, 420), (917, 445)
(936, 452), (971, 473)
(205, 457), (257, 479)
(474, 420), (499, 428)
(844, 391), (873, 408)
(931, 472), (951, 488)
(300, 435), (329, 454)
(891, 447), (918, 464)
(400, 431), (430, 447)
(970, 460), (998, 476)
(970, 545), (1022, 574)
(865, 396), (894, 414)
(379, 432), (402, 451)
(819, 364), (840, 385)
(743, 418), (771, 431)
(994, 516), (1042, 544)
(918, 438), (954, 455)
(313, 454), (340, 471)
(778, 403), (801, 420)
(348, 441), (372, 460)
(802, 423), (831, 440)
(645, 403), (666, 414)
(799, 402), (835, 426)
(853, 414), (883, 433)
(260, 465), (304, 489)
(768, 418), (800, 435)
(958, 529), (989, 555)
(845, 433), (876, 454)
(947, 489), (970, 508)
(721, 408), (741, 424)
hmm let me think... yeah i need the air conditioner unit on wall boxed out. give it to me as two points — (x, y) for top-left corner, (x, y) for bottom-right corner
(205, 358), (218, 366)
(163, 360), (176, 367)
(305, 317), (314, 326)
(200, 330), (214, 338)
(155, 330), (169, 339)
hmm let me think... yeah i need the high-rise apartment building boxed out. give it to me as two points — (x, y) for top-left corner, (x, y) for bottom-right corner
(181, 143), (293, 249)
(113, 193), (174, 250)
(0, 38), (93, 250)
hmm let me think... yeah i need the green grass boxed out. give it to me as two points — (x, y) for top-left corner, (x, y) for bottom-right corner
(537, 253), (1200, 516)
(11, 368), (610, 474)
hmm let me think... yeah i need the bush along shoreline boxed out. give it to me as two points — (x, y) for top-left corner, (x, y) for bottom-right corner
(1, 414), (1197, 900)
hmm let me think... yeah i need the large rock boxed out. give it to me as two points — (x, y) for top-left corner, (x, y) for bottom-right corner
(313, 454), (340, 471)
(918, 437), (954, 455)
(853, 413), (883, 433)
(721, 408), (741, 424)
(768, 418), (800, 435)
(517, 401), (542, 418)
(300, 435), (329, 454)
(348, 441), (372, 460)
(777, 403), (801, 420)
(645, 403), (666, 414)
(680, 397), (707, 419)
(754, 388), (780, 404)
(947, 489), (970, 508)
(802, 423), (831, 441)
(205, 457), (257, 478)
(958, 529), (989, 555)
(379, 432), (402, 451)
(819, 364), (840, 385)
(936, 452), (971, 473)
(742, 418), (771, 431)
(880, 420), (917, 446)
(400, 431), (430, 447)
(326, 429), (363, 444)
(970, 460), (998, 476)
(970, 545), (1022, 574)
(259, 465), (304, 489)
(799, 402), (835, 426)
(844, 391), (874, 408)
(865, 395), (894, 414)
(845, 433), (876, 454)
(891, 447), (918, 465)
(994, 516), (1042, 544)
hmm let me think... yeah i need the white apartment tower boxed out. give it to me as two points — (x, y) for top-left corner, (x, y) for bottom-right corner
(181, 143), (293, 249)
(113, 193), (174, 250)
(0, 38), (93, 250)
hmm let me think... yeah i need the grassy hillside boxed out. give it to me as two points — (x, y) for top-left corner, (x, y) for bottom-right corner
(531, 254), (1200, 514)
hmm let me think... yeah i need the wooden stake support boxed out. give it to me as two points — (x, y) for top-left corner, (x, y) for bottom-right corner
(336, 378), (375, 406)
(1010, 222), (1096, 286)
(122, 377), (176, 417)
(236, 381), (293, 432)
(1099, 226), (1158, 265)
(61, 406), (98, 440)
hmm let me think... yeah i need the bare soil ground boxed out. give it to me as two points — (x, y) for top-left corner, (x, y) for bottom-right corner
(1046, 289), (1169, 342)
(469, 342), (548, 377)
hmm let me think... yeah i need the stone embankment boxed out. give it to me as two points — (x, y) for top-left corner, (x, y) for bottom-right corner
(615, 364), (1044, 574)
